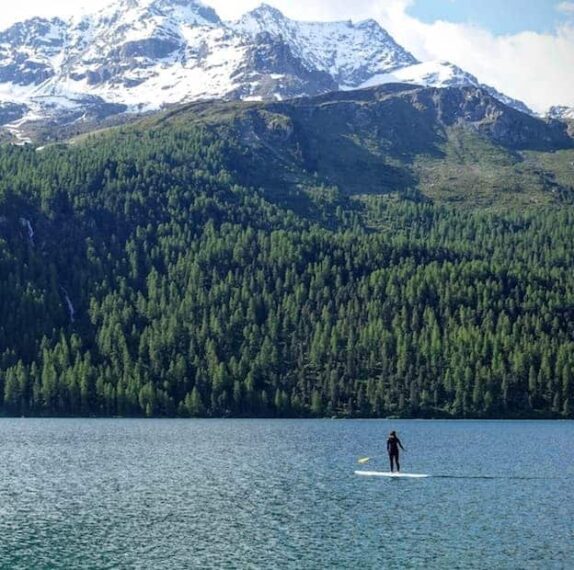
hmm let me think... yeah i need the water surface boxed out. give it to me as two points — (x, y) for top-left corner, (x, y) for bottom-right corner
(0, 419), (572, 569)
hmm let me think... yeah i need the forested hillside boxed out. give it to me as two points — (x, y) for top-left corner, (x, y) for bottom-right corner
(1, 88), (573, 418)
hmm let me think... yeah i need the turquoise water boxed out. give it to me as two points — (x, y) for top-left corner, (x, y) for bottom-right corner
(0, 419), (573, 569)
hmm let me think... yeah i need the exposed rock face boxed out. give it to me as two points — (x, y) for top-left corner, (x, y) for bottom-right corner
(198, 84), (572, 200)
(547, 106), (574, 136)
(0, 17), (66, 87)
(0, 101), (28, 124)
(406, 87), (572, 150)
(548, 106), (574, 121)
(112, 38), (182, 60)
(234, 84), (573, 170)
(231, 32), (338, 100)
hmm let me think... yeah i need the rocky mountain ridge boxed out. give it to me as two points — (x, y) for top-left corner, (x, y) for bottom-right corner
(183, 83), (572, 201)
(548, 106), (574, 121)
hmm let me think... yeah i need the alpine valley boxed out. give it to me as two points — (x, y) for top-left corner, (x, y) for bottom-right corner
(1, 1), (574, 420)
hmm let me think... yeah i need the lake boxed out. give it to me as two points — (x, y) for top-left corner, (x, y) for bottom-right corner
(0, 419), (572, 569)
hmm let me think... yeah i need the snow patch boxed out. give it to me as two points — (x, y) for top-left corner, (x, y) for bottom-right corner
(547, 106), (574, 120)
(355, 61), (478, 90)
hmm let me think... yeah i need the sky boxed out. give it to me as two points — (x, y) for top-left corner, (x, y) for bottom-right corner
(0, 0), (572, 112)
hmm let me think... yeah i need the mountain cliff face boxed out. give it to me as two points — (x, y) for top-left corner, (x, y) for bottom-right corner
(0, 0), (543, 141)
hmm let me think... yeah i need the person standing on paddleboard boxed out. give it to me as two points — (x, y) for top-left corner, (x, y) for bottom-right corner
(387, 431), (405, 472)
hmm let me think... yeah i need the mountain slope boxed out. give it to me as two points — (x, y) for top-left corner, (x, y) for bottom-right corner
(357, 61), (532, 114)
(148, 84), (573, 210)
(548, 106), (574, 121)
(1, 86), (574, 419)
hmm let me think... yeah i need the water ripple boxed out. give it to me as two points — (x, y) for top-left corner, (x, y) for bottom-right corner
(0, 419), (573, 569)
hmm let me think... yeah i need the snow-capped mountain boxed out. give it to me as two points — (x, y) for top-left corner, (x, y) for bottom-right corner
(0, 0), (537, 140)
(357, 61), (532, 115)
(547, 106), (574, 121)
(231, 7), (531, 114)
(231, 4), (417, 87)
(0, 17), (67, 87)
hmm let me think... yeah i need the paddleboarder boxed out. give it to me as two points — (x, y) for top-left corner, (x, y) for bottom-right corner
(387, 431), (405, 472)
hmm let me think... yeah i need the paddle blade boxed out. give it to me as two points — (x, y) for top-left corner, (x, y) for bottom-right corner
(358, 457), (371, 464)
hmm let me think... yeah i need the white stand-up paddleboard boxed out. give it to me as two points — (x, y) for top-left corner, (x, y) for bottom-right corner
(355, 471), (429, 478)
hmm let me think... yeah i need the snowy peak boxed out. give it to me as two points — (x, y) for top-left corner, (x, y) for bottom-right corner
(62, 0), (231, 94)
(231, 5), (418, 87)
(77, 0), (221, 45)
(109, 0), (221, 25)
(0, 18), (67, 87)
(67, 0), (221, 58)
(244, 3), (285, 23)
(359, 61), (477, 90)
(548, 106), (574, 121)
(356, 61), (532, 114)
(140, 0), (221, 26)
(0, 17), (67, 48)
(0, 0), (341, 135)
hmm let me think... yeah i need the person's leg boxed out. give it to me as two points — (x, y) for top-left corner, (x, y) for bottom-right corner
(396, 452), (400, 472)
(389, 453), (394, 472)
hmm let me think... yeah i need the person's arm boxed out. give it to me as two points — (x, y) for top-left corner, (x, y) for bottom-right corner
(387, 439), (391, 453)
(398, 438), (405, 451)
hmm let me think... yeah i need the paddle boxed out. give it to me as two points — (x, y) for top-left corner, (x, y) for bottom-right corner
(358, 449), (407, 464)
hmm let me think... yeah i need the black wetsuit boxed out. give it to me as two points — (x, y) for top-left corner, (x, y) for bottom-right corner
(387, 435), (404, 472)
